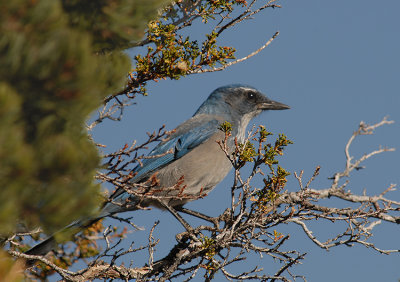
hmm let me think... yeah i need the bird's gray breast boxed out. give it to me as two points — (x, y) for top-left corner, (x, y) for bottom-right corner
(149, 131), (232, 207)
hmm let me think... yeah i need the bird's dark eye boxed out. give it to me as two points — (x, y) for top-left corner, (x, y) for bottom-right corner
(247, 91), (256, 99)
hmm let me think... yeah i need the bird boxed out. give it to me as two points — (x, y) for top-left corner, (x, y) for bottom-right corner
(26, 84), (289, 256)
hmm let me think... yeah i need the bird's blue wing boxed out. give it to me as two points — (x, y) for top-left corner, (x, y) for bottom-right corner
(102, 117), (223, 213)
(131, 118), (221, 182)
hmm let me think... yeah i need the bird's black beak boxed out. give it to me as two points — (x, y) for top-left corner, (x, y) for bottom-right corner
(258, 98), (290, 110)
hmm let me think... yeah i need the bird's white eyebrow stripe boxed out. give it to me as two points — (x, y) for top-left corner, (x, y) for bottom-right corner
(238, 87), (256, 92)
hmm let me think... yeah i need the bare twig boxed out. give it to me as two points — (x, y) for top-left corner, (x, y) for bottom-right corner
(190, 31), (280, 74)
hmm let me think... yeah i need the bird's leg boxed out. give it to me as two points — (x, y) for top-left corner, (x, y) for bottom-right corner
(175, 207), (219, 228)
(160, 203), (197, 236)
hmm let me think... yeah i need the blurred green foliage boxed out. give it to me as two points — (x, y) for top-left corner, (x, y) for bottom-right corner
(0, 0), (166, 234)
(0, 250), (24, 281)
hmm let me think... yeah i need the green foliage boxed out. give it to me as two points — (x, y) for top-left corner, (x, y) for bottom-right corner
(0, 83), (33, 233)
(126, 1), (241, 96)
(258, 124), (273, 142)
(218, 121), (233, 133)
(254, 164), (291, 212)
(201, 236), (217, 259)
(238, 141), (257, 162)
(200, 236), (218, 279)
(232, 126), (292, 211)
(0, 0), (165, 234)
(263, 133), (293, 166)
(133, 22), (235, 84)
(198, 0), (248, 22)
(135, 21), (201, 82)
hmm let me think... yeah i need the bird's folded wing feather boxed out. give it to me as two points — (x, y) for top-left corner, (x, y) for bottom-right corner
(106, 116), (224, 207)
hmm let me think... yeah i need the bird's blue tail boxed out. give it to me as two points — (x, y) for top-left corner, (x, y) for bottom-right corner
(25, 216), (101, 256)
(25, 191), (139, 256)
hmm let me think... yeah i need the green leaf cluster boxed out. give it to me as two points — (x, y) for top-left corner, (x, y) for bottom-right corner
(134, 23), (235, 83)
(198, 0), (248, 22)
(263, 133), (293, 166)
(0, 0), (166, 234)
(201, 236), (217, 258)
(232, 127), (292, 211)
(135, 22), (202, 81)
(259, 165), (290, 201)
(200, 236), (218, 278)
(255, 130), (292, 209)
(253, 163), (291, 212)
(130, 1), (239, 95)
(218, 121), (233, 133)
(238, 141), (257, 162)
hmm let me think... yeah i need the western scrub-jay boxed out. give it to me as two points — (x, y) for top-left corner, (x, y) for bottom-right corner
(26, 84), (289, 256)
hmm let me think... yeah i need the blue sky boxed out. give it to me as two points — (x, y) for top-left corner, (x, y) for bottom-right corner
(92, 1), (400, 281)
